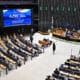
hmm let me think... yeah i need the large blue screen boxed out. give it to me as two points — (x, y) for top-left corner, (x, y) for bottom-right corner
(2, 9), (32, 27)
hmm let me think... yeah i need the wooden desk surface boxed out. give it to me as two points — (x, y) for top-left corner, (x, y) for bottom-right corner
(64, 64), (80, 71)
(60, 70), (80, 79)
(39, 40), (48, 45)
(9, 50), (24, 60)
(1, 42), (8, 50)
(20, 48), (32, 56)
(0, 64), (6, 69)
(16, 38), (26, 47)
(0, 53), (16, 64)
(69, 60), (80, 65)
(39, 31), (50, 35)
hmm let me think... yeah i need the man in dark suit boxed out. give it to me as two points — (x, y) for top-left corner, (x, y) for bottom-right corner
(53, 42), (56, 54)
(30, 34), (33, 43)
(30, 28), (34, 43)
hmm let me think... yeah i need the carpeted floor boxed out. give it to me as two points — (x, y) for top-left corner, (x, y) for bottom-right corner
(0, 33), (80, 80)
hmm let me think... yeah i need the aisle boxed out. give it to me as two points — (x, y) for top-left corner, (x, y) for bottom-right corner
(0, 33), (80, 80)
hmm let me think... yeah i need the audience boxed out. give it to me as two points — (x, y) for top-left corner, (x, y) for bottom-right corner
(0, 33), (43, 77)
(45, 55), (80, 80)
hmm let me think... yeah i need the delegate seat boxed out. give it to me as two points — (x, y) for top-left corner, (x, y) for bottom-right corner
(39, 40), (48, 47)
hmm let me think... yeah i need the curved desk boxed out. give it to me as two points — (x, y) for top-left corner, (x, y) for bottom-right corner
(52, 29), (80, 42)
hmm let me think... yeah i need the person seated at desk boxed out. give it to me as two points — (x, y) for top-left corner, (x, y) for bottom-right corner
(0, 55), (13, 70)
(7, 49), (22, 66)
(66, 30), (72, 38)
(43, 38), (52, 45)
(54, 68), (59, 75)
